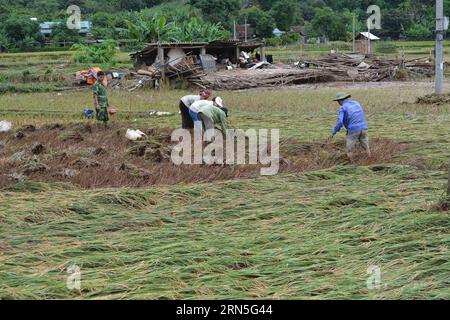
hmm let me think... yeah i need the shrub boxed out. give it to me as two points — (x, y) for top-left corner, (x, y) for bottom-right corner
(266, 37), (282, 47)
(71, 40), (118, 64)
(404, 24), (433, 41)
(280, 33), (301, 45)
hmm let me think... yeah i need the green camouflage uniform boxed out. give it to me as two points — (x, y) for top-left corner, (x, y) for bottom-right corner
(93, 80), (109, 125)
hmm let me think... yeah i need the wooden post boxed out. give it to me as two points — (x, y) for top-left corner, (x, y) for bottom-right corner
(236, 46), (240, 64)
(260, 45), (266, 61)
(158, 46), (165, 79)
(245, 17), (248, 42)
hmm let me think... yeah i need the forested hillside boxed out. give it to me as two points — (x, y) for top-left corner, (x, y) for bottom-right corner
(0, 0), (447, 51)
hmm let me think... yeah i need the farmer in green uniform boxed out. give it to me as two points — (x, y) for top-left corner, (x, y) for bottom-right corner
(197, 97), (228, 138)
(93, 71), (110, 126)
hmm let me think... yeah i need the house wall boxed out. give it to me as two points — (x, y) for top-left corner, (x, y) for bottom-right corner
(356, 40), (374, 54)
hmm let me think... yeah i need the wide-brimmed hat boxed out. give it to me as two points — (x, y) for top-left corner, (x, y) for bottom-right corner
(333, 92), (351, 101)
(214, 96), (224, 108)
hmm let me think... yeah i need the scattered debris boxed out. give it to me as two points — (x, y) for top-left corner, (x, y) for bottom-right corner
(0, 121), (12, 133)
(15, 131), (25, 139)
(47, 151), (68, 161)
(89, 147), (107, 156)
(70, 157), (100, 169)
(145, 147), (171, 163)
(61, 169), (79, 178)
(119, 162), (151, 179)
(22, 161), (49, 175)
(31, 143), (45, 155)
(10, 151), (29, 162)
(192, 54), (435, 90)
(195, 68), (332, 90)
(45, 123), (65, 130)
(19, 125), (36, 133)
(125, 129), (147, 141)
(416, 93), (450, 105)
(60, 132), (84, 142)
(83, 109), (95, 118)
(307, 54), (434, 82)
(148, 110), (173, 117)
(137, 67), (161, 78)
(7, 172), (27, 182)
(127, 143), (147, 157)
(248, 61), (271, 70)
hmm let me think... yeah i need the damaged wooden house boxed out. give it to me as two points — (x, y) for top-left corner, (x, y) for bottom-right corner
(129, 40), (266, 86)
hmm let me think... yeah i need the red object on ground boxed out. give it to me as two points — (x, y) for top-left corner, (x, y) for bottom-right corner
(109, 108), (118, 115)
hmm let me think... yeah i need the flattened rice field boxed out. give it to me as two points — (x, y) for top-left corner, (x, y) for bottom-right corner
(0, 77), (449, 299)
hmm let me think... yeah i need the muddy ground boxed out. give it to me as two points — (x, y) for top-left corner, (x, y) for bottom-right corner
(0, 123), (410, 189)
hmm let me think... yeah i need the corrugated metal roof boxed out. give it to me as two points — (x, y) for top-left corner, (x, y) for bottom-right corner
(358, 32), (380, 40)
(143, 42), (208, 47)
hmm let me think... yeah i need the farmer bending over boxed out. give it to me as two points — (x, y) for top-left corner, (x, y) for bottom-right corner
(93, 71), (113, 126)
(179, 89), (211, 129)
(330, 92), (371, 159)
(197, 97), (228, 139)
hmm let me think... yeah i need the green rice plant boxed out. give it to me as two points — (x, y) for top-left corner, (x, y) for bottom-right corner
(0, 83), (55, 94)
(376, 42), (398, 54)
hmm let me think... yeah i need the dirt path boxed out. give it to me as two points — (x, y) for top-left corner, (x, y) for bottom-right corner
(235, 80), (450, 93)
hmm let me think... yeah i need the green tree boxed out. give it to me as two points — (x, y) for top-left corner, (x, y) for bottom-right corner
(378, 8), (412, 39)
(51, 22), (82, 44)
(92, 12), (118, 29)
(258, 0), (275, 11)
(269, 0), (298, 31)
(0, 32), (11, 51)
(240, 6), (275, 38)
(91, 12), (119, 39)
(124, 10), (230, 43)
(189, 0), (240, 29)
(1, 16), (43, 49)
(310, 7), (346, 41)
(119, 0), (145, 11)
(404, 23), (433, 40)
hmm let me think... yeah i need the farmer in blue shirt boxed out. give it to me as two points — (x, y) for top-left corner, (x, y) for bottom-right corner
(331, 92), (371, 158)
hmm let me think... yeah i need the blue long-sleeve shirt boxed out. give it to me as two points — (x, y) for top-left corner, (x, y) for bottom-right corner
(332, 100), (368, 136)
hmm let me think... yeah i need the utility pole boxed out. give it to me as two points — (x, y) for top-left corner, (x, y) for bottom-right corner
(245, 17), (248, 42)
(436, 0), (445, 95)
